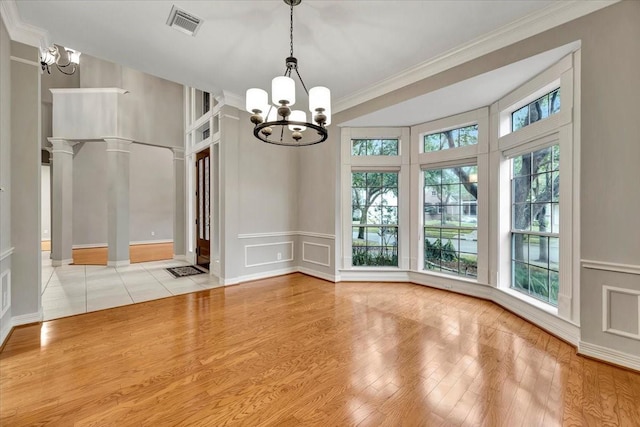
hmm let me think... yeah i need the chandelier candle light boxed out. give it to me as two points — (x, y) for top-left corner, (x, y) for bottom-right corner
(245, 0), (331, 146)
(40, 45), (81, 75)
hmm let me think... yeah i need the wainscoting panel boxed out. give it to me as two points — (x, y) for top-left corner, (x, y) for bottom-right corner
(302, 242), (331, 267)
(602, 285), (640, 340)
(244, 241), (294, 268)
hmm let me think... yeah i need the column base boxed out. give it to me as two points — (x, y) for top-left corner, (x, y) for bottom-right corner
(51, 258), (73, 267)
(107, 260), (130, 268)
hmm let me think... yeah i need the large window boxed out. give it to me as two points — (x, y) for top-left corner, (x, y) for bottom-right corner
(352, 172), (398, 266)
(424, 124), (478, 152)
(424, 166), (478, 277)
(511, 145), (560, 305)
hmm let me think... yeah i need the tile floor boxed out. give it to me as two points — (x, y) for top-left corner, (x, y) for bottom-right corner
(41, 251), (222, 321)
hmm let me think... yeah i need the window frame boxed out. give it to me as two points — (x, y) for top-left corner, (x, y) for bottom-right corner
(411, 108), (490, 284)
(494, 52), (578, 321)
(341, 128), (410, 271)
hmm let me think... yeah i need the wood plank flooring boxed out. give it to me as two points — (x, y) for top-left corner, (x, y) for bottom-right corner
(68, 242), (174, 265)
(2, 273), (639, 426)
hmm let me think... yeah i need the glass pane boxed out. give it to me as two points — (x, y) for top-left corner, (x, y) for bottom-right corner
(512, 106), (529, 131)
(528, 235), (546, 268)
(551, 203), (560, 233)
(513, 204), (531, 231)
(460, 229), (477, 254)
(352, 172), (366, 186)
(550, 89), (560, 114)
(549, 237), (560, 272)
(460, 253), (477, 277)
(381, 207), (398, 224)
(366, 139), (382, 155)
(530, 265), (550, 301)
(513, 262), (529, 292)
(531, 203), (551, 232)
(552, 171), (560, 201)
(204, 156), (210, 241)
(366, 173), (383, 187)
(351, 139), (365, 156)
(512, 234), (529, 262)
(382, 139), (399, 155)
(533, 147), (552, 173)
(550, 271), (559, 305)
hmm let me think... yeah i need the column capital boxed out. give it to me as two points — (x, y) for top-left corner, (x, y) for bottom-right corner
(171, 147), (185, 160)
(104, 138), (132, 153)
(48, 138), (79, 154)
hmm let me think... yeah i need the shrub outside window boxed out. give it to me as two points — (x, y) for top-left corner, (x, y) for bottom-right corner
(511, 145), (560, 305)
(424, 166), (478, 277)
(352, 172), (398, 266)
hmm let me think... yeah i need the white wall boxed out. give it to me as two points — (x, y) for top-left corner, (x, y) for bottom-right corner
(0, 13), (13, 343)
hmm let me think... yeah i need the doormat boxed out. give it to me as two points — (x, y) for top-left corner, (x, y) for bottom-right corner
(166, 265), (208, 278)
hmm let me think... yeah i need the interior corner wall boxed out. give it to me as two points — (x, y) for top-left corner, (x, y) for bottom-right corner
(296, 129), (340, 280)
(9, 40), (41, 319)
(219, 108), (299, 283)
(129, 143), (173, 243)
(0, 15), (13, 340)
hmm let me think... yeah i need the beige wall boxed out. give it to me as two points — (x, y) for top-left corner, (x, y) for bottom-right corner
(80, 55), (183, 148)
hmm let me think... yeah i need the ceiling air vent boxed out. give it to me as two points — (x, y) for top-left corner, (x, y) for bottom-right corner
(166, 5), (203, 37)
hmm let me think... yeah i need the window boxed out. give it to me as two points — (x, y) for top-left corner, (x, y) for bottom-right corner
(352, 139), (399, 156)
(424, 166), (478, 277)
(352, 172), (398, 266)
(511, 145), (560, 305)
(424, 124), (478, 153)
(511, 88), (560, 132)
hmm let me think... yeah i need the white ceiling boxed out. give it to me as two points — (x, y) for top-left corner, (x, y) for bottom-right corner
(12, 1), (601, 124)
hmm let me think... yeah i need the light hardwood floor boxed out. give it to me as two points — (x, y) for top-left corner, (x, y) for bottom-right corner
(2, 273), (639, 426)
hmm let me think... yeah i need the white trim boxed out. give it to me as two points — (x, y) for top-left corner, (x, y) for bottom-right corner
(52, 258), (73, 267)
(298, 231), (335, 240)
(0, 247), (14, 262)
(238, 231), (297, 239)
(0, 270), (11, 318)
(1, 319), (12, 347)
(10, 56), (39, 67)
(0, 0), (50, 50)
(582, 260), (640, 276)
(244, 241), (294, 268)
(333, 1), (615, 113)
(492, 288), (580, 345)
(578, 341), (640, 372)
(49, 88), (129, 95)
(131, 239), (174, 245)
(72, 243), (107, 249)
(173, 254), (189, 262)
(220, 114), (240, 121)
(107, 260), (130, 268)
(217, 90), (244, 112)
(302, 242), (331, 267)
(409, 271), (492, 300)
(222, 267), (298, 286)
(602, 285), (640, 341)
(71, 240), (174, 249)
(237, 231), (336, 240)
(297, 267), (338, 283)
(338, 269), (411, 282)
(12, 310), (43, 326)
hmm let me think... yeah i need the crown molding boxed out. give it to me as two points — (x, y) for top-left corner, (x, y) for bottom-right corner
(334, 0), (619, 113)
(0, 0), (50, 51)
(216, 90), (244, 112)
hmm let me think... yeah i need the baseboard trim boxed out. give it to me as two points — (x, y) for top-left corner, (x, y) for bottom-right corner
(52, 258), (73, 267)
(492, 290), (580, 346)
(173, 255), (188, 262)
(1, 320), (12, 347)
(409, 272), (493, 300)
(338, 269), (411, 282)
(12, 310), (43, 326)
(297, 267), (338, 283)
(578, 340), (640, 372)
(222, 267), (299, 286)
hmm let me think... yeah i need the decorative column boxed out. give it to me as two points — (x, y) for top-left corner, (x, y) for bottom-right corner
(105, 138), (132, 267)
(49, 138), (77, 266)
(172, 148), (186, 259)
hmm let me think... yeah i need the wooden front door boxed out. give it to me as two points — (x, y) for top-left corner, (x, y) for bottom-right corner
(195, 149), (210, 267)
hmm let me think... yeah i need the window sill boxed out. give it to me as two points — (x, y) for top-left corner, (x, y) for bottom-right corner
(497, 286), (558, 316)
(413, 269), (481, 286)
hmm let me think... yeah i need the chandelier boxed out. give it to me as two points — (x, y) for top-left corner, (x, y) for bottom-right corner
(245, 0), (330, 147)
(40, 45), (81, 75)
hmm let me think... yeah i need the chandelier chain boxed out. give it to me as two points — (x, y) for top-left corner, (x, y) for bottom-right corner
(290, 3), (294, 57)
